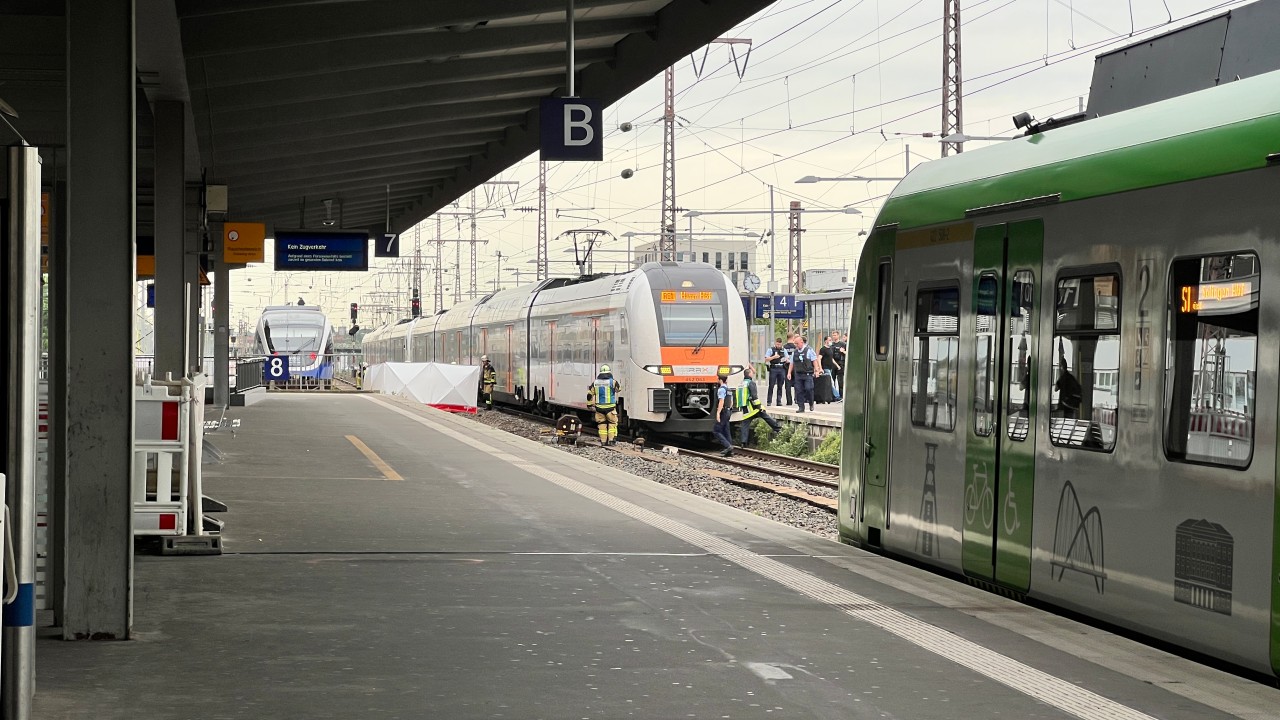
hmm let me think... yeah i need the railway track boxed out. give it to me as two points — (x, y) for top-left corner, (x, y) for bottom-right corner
(493, 406), (839, 512)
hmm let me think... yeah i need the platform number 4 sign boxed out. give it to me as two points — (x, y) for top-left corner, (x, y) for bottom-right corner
(266, 356), (290, 382)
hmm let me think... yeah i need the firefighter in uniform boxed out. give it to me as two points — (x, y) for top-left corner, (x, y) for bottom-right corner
(737, 365), (783, 446)
(479, 355), (497, 410)
(586, 364), (622, 446)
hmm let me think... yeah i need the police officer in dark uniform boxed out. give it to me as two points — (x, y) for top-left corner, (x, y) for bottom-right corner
(764, 337), (788, 406)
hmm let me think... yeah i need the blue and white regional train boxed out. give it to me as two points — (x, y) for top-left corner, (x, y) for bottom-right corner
(253, 305), (335, 388)
(362, 261), (750, 434)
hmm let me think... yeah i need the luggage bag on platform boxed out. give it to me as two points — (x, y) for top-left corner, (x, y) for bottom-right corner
(815, 374), (835, 404)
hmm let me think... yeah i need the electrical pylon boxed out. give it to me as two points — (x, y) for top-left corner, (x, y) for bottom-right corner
(659, 66), (677, 262)
(537, 161), (548, 280)
(941, 0), (963, 156)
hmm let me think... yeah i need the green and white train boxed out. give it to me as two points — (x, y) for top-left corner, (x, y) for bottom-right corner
(840, 69), (1280, 676)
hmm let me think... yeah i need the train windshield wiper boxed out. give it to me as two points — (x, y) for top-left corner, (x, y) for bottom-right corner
(691, 309), (717, 355)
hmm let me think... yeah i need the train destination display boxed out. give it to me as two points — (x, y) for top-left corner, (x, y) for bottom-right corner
(274, 230), (369, 271)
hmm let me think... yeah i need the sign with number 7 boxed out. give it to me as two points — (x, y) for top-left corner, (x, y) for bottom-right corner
(374, 233), (399, 258)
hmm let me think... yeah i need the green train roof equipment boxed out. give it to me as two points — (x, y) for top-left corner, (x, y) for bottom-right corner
(877, 67), (1280, 231)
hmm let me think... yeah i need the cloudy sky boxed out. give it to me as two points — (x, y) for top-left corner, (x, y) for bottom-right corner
(221, 0), (1254, 333)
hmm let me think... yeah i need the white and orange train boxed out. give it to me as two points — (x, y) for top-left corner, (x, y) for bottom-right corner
(361, 261), (751, 433)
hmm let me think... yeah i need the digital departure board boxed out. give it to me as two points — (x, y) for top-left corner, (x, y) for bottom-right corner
(1179, 280), (1255, 314)
(660, 291), (715, 302)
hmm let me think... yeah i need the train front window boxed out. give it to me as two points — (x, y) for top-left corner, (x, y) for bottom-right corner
(657, 298), (725, 346)
(262, 313), (326, 353)
(1050, 272), (1120, 451)
(1165, 252), (1258, 469)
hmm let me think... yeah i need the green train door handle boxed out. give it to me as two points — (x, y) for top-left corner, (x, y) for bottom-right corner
(864, 440), (875, 459)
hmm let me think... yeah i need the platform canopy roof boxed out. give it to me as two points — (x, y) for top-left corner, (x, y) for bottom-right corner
(0, 0), (770, 235)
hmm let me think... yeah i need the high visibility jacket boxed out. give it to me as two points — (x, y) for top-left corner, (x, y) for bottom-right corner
(482, 366), (497, 390)
(590, 377), (619, 409)
(740, 379), (762, 419)
(732, 385), (750, 411)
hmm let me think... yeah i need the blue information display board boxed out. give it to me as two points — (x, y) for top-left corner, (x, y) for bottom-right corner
(264, 355), (291, 382)
(274, 230), (369, 271)
(752, 295), (806, 319)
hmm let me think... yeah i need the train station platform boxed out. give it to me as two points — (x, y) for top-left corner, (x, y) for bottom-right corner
(33, 394), (1280, 719)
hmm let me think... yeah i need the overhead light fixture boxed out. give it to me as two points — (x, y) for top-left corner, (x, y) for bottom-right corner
(322, 199), (336, 227)
(0, 88), (28, 145)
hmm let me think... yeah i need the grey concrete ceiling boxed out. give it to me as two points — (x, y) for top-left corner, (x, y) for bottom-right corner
(176, 0), (774, 234)
(0, 1), (770, 235)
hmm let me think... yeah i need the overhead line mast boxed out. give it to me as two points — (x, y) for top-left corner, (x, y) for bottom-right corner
(941, 0), (963, 156)
(662, 38), (751, 262)
(659, 65), (677, 262)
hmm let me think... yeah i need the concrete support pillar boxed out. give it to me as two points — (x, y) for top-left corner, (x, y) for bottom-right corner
(213, 223), (229, 407)
(153, 100), (186, 379)
(64, 0), (135, 641)
(48, 174), (68, 627)
(184, 184), (203, 373)
(5, 144), (43, 720)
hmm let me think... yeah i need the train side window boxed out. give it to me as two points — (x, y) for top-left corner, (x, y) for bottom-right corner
(1006, 270), (1035, 441)
(1164, 252), (1258, 468)
(911, 284), (960, 431)
(973, 273), (998, 436)
(874, 260), (892, 359)
(1050, 271), (1120, 451)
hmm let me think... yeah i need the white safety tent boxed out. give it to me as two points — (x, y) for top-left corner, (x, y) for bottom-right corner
(366, 362), (480, 414)
(367, 362), (420, 397)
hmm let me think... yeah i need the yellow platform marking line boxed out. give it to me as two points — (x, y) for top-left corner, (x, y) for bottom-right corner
(345, 435), (403, 481)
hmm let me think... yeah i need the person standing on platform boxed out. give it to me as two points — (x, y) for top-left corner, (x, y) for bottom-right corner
(586, 364), (623, 446)
(737, 365), (782, 446)
(479, 355), (497, 410)
(781, 333), (798, 406)
(764, 337), (788, 406)
(831, 332), (847, 398)
(788, 335), (821, 413)
(712, 370), (735, 457)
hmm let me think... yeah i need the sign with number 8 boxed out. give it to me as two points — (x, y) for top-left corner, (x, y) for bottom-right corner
(266, 356), (290, 382)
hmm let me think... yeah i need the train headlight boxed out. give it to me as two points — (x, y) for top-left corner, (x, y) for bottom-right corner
(717, 365), (744, 375)
(643, 364), (674, 375)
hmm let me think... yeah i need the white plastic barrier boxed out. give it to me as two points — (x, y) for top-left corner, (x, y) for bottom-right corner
(133, 378), (189, 536)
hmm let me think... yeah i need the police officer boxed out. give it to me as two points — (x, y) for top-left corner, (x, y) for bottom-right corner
(712, 370), (735, 456)
(764, 337), (788, 406)
(479, 355), (497, 410)
(586, 364), (623, 446)
(788, 335), (822, 413)
(737, 365), (782, 446)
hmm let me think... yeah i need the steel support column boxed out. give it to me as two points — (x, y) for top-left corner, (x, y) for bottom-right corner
(4, 144), (42, 720)
(787, 201), (802, 294)
(153, 100), (186, 378)
(213, 222), (229, 407)
(658, 65), (677, 261)
(48, 174), (68, 627)
(941, 0), (963, 156)
(185, 183), (203, 371)
(64, 0), (135, 643)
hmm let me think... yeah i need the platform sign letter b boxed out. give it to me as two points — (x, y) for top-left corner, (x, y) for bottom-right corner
(540, 97), (603, 162)
(564, 104), (593, 147)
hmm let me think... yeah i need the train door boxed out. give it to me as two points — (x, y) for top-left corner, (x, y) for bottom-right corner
(963, 220), (1043, 590)
(856, 234), (897, 543)
(480, 327), (488, 359)
(591, 318), (600, 371)
(547, 320), (556, 400)
(505, 324), (514, 393)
